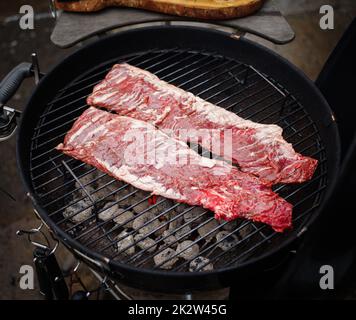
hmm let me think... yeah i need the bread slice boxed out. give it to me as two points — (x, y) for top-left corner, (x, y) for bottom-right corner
(55, 0), (264, 20)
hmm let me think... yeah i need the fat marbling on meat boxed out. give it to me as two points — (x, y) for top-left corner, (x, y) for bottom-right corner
(87, 63), (318, 184)
(56, 107), (293, 232)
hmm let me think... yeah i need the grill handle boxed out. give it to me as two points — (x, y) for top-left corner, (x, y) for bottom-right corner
(0, 63), (32, 141)
(0, 62), (32, 108)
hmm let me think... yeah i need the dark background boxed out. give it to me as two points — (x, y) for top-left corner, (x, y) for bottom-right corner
(0, 0), (355, 299)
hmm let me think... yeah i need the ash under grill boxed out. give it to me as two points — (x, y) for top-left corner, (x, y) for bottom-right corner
(29, 49), (327, 273)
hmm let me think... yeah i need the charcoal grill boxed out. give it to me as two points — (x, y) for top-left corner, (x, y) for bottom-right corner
(0, 26), (340, 293)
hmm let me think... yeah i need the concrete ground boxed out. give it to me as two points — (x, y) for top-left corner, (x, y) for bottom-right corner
(0, 0), (355, 299)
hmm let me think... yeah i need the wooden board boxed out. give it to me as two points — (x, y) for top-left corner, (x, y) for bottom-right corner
(51, 0), (295, 48)
(54, 0), (265, 20)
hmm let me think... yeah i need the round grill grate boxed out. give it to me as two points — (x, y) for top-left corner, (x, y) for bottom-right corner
(29, 49), (328, 273)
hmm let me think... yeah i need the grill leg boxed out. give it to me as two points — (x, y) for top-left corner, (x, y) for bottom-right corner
(33, 247), (69, 300)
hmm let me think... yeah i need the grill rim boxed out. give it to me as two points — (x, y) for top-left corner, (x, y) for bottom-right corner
(16, 25), (341, 289)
